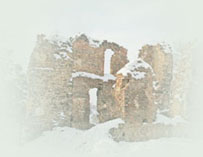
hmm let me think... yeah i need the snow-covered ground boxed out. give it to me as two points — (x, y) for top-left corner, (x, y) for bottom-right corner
(1, 119), (202, 157)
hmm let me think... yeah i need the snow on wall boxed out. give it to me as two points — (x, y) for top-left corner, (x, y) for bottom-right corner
(59, 52), (71, 60)
(47, 34), (73, 53)
(53, 54), (62, 60)
(53, 52), (71, 60)
(153, 81), (159, 90)
(32, 67), (54, 71)
(71, 33), (102, 48)
(104, 49), (115, 75)
(160, 42), (172, 54)
(71, 72), (116, 82)
(117, 58), (153, 79)
(89, 88), (99, 125)
(88, 38), (102, 48)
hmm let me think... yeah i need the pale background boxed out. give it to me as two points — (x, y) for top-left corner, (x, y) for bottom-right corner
(0, 0), (203, 156)
(0, 0), (202, 67)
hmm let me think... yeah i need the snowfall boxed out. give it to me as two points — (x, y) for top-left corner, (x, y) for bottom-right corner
(1, 46), (203, 157)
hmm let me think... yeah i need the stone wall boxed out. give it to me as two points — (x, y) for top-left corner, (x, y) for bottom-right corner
(26, 34), (183, 141)
(26, 34), (129, 139)
(139, 44), (173, 113)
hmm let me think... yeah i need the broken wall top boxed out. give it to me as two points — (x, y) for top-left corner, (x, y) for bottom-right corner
(29, 34), (129, 77)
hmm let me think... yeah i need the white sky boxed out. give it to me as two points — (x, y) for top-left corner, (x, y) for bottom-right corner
(0, 0), (203, 68)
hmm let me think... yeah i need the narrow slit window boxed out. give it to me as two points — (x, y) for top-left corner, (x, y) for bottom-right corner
(89, 88), (99, 125)
(104, 49), (115, 75)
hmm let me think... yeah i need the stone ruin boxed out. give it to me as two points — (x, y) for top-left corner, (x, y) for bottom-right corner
(25, 34), (185, 141)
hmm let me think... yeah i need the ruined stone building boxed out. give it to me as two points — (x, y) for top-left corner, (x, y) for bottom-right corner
(26, 34), (184, 141)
